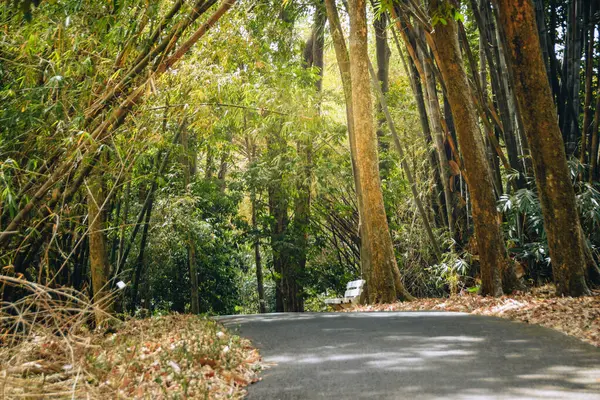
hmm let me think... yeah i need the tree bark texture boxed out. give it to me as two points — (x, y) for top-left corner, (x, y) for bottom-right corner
(348, 0), (400, 303)
(182, 126), (200, 314)
(325, 0), (368, 294)
(87, 173), (111, 325)
(496, 0), (590, 296)
(429, 0), (506, 296)
(418, 41), (455, 236)
(267, 126), (290, 312)
(374, 12), (392, 179)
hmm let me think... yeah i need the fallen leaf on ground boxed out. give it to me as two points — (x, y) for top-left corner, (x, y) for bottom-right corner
(345, 285), (600, 347)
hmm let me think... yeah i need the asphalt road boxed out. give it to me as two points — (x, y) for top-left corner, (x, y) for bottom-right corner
(219, 312), (600, 400)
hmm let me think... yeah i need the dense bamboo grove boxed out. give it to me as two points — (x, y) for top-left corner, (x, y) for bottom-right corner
(2, 0), (600, 318)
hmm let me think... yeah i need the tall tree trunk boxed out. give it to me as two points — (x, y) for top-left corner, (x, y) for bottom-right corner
(182, 124), (200, 314)
(544, 0), (562, 104)
(130, 192), (154, 313)
(374, 12), (391, 179)
(245, 132), (267, 313)
(418, 40), (455, 236)
(268, 126), (289, 312)
(188, 241), (200, 313)
(251, 189), (266, 314)
(348, 0), (408, 302)
(285, 3), (326, 313)
(115, 127), (182, 279)
(471, 0), (527, 189)
(477, 23), (503, 195)
(559, 0), (583, 154)
(395, 29), (446, 229)
(129, 113), (185, 311)
(429, 0), (507, 296)
(205, 146), (215, 180)
(580, 3), (596, 171)
(496, 0), (590, 296)
(216, 130), (231, 192)
(73, 236), (88, 291)
(217, 152), (229, 192)
(117, 182), (130, 269)
(533, 0), (554, 96)
(311, 2), (325, 94)
(87, 173), (111, 325)
(368, 59), (442, 263)
(325, 0), (368, 294)
(590, 33), (600, 182)
(109, 197), (121, 267)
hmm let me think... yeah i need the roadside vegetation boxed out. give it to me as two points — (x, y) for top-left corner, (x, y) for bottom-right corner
(0, 278), (263, 398)
(2, 0), (600, 396)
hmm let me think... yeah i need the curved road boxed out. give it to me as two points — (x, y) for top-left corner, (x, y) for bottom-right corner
(220, 312), (600, 399)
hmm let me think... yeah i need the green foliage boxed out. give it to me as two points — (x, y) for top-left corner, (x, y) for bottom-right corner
(144, 179), (245, 315)
(498, 159), (600, 282)
(5, 0), (597, 317)
(430, 2), (464, 27)
(427, 250), (472, 295)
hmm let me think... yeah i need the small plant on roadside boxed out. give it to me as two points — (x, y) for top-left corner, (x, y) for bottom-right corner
(427, 251), (472, 296)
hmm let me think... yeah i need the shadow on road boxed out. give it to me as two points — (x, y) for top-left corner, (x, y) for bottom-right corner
(220, 312), (600, 400)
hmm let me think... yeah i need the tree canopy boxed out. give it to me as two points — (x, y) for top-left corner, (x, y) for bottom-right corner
(2, 0), (600, 318)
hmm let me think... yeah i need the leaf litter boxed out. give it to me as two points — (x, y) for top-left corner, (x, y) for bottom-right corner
(0, 277), (264, 399)
(2, 315), (264, 399)
(345, 286), (600, 347)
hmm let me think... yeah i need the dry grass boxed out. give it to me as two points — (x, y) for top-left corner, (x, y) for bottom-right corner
(345, 286), (600, 347)
(0, 275), (263, 399)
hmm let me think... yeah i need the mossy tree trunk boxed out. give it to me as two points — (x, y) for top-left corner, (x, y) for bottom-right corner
(418, 40), (455, 237)
(495, 0), (590, 296)
(429, 0), (507, 296)
(348, 0), (409, 302)
(324, 0), (368, 297)
(374, 12), (391, 180)
(87, 172), (111, 325)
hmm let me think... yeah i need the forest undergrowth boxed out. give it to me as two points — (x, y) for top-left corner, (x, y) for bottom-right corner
(346, 285), (600, 347)
(0, 276), (263, 399)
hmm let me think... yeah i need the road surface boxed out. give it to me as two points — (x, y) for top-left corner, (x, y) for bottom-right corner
(219, 312), (600, 399)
